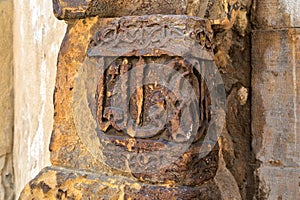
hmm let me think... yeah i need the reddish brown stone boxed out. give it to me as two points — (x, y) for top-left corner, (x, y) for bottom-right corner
(18, 15), (226, 199)
(53, 0), (241, 31)
(20, 0), (258, 199)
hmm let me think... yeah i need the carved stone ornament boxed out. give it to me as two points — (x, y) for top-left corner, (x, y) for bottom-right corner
(20, 4), (227, 200)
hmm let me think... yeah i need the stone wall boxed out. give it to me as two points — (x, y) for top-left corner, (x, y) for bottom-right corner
(0, 0), (14, 199)
(252, 1), (300, 199)
(13, 0), (67, 197)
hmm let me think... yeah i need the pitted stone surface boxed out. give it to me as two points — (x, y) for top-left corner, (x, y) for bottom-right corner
(53, 0), (241, 30)
(20, 0), (256, 199)
(20, 167), (221, 199)
(19, 15), (224, 198)
(252, 28), (300, 199)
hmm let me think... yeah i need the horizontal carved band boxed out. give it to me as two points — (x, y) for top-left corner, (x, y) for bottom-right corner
(88, 15), (213, 56)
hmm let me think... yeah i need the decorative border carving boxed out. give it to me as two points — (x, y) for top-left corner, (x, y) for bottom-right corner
(88, 15), (213, 57)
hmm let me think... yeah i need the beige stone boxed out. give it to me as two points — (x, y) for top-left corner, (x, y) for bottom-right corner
(13, 0), (67, 197)
(237, 86), (248, 106)
(0, 0), (14, 199)
(0, 0), (13, 159)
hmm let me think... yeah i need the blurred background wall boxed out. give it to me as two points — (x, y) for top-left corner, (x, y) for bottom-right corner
(0, 0), (14, 199)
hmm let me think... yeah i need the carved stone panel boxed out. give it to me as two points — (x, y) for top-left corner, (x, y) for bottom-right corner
(90, 54), (216, 186)
(20, 15), (227, 199)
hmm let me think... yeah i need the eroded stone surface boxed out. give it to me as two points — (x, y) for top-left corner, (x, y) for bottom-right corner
(25, 15), (224, 199)
(252, 28), (300, 199)
(20, 167), (221, 199)
(256, 167), (300, 199)
(20, 0), (255, 199)
(13, 0), (67, 196)
(53, 0), (241, 30)
(252, 0), (300, 29)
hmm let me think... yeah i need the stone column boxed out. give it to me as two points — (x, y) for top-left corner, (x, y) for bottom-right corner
(252, 1), (300, 199)
(19, 0), (253, 199)
(13, 0), (67, 197)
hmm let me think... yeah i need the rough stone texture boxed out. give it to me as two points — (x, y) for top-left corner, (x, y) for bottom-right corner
(252, 29), (300, 200)
(53, 0), (241, 29)
(42, 15), (222, 198)
(13, 0), (67, 197)
(20, 167), (221, 199)
(214, 140), (242, 200)
(208, 1), (255, 199)
(53, 0), (241, 30)
(252, 0), (300, 29)
(0, 0), (14, 199)
(252, 1), (300, 199)
(20, 0), (255, 199)
(53, 0), (187, 19)
(2, 0), (297, 199)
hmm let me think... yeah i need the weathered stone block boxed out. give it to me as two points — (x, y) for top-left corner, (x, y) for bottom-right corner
(256, 167), (300, 199)
(252, 28), (300, 199)
(53, 0), (187, 19)
(252, 29), (300, 166)
(20, 167), (221, 199)
(253, 0), (300, 29)
(53, 0), (241, 30)
(19, 0), (254, 199)
(16, 15), (230, 199)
